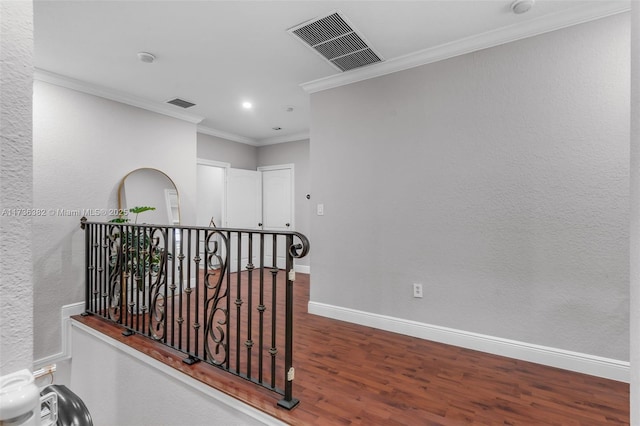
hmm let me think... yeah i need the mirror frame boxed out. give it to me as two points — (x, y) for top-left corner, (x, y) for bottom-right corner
(117, 167), (181, 225)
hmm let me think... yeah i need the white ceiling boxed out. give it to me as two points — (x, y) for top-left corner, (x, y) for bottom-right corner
(34, 1), (629, 146)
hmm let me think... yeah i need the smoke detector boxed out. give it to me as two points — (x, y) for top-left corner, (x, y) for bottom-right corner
(511, 0), (535, 14)
(137, 52), (156, 63)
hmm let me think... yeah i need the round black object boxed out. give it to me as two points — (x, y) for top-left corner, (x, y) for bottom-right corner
(40, 384), (93, 426)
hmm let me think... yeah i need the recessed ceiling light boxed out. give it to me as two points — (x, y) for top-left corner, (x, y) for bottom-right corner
(137, 52), (156, 63)
(511, 0), (534, 14)
(242, 101), (253, 109)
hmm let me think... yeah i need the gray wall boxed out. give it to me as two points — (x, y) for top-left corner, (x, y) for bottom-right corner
(33, 81), (198, 360)
(197, 132), (258, 170)
(310, 14), (629, 360)
(258, 139), (311, 268)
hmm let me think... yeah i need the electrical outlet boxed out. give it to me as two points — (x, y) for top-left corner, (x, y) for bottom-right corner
(413, 283), (423, 298)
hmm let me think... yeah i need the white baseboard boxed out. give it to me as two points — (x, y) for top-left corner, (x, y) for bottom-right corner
(33, 302), (85, 369)
(295, 264), (310, 274)
(307, 301), (630, 383)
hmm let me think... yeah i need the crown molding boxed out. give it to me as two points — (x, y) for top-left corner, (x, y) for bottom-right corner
(34, 68), (205, 124)
(197, 125), (259, 146)
(258, 131), (310, 146)
(301, 1), (630, 94)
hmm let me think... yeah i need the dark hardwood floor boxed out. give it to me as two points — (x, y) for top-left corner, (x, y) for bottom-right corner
(74, 273), (629, 425)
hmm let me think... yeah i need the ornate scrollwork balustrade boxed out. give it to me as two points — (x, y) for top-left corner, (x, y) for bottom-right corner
(80, 218), (309, 409)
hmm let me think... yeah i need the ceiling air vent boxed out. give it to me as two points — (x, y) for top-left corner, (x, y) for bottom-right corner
(166, 98), (196, 109)
(288, 11), (383, 72)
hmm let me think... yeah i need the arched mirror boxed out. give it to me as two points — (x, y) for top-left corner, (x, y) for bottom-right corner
(118, 168), (180, 225)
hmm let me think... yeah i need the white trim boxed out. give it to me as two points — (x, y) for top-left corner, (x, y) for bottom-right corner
(294, 264), (310, 274)
(196, 158), (231, 169)
(71, 320), (286, 426)
(258, 132), (310, 146)
(257, 163), (295, 172)
(33, 302), (85, 369)
(34, 69), (204, 124)
(198, 125), (258, 146)
(307, 301), (630, 383)
(301, 2), (630, 94)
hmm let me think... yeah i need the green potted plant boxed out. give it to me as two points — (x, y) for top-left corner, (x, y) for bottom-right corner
(110, 206), (158, 290)
(109, 206), (168, 314)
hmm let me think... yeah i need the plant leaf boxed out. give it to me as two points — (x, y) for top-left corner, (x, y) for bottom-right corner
(130, 206), (156, 214)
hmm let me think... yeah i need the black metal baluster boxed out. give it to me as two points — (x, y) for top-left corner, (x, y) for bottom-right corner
(193, 229), (202, 361)
(185, 229), (192, 355)
(98, 224), (104, 316)
(170, 226), (177, 347)
(121, 224), (127, 328)
(178, 228), (185, 351)
(127, 224), (133, 331)
(270, 235), (278, 389)
(129, 224), (134, 331)
(116, 224), (123, 325)
(235, 231), (242, 374)
(203, 229), (209, 360)
(184, 229), (200, 365)
(163, 226), (170, 345)
(132, 225), (138, 332)
(246, 232), (254, 378)
(142, 225), (148, 336)
(91, 224), (98, 315)
(258, 233), (265, 383)
(102, 225), (109, 318)
(95, 225), (101, 315)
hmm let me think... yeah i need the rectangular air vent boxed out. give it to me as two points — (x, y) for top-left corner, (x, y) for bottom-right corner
(166, 98), (196, 109)
(288, 11), (383, 72)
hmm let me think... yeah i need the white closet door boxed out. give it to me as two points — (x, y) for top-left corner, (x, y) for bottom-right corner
(259, 166), (293, 269)
(227, 168), (262, 271)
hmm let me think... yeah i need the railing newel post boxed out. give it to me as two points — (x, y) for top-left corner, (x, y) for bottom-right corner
(82, 218), (90, 314)
(277, 233), (300, 410)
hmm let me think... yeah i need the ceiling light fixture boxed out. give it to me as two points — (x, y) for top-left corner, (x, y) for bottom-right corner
(511, 0), (535, 14)
(137, 52), (156, 63)
(242, 101), (253, 109)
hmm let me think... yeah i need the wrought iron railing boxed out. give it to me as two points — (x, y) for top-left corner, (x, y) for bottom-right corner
(79, 218), (310, 409)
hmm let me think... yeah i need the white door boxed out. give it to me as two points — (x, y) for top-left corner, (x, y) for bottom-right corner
(259, 165), (294, 269)
(196, 163), (226, 228)
(227, 168), (262, 271)
(196, 161), (228, 271)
